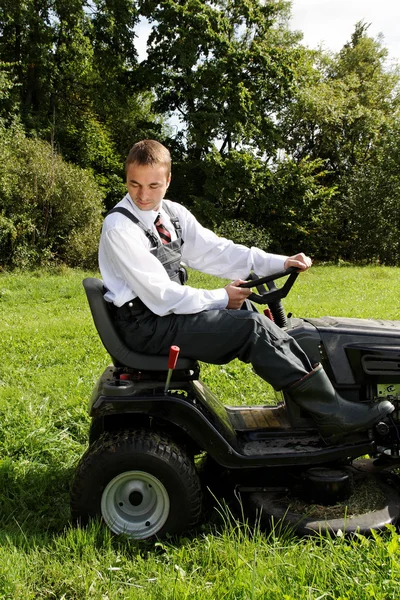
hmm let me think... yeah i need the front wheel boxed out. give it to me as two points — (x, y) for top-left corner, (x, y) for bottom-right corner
(71, 429), (202, 539)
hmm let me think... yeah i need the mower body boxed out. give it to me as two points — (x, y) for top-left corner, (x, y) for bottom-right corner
(71, 276), (400, 538)
(88, 313), (400, 467)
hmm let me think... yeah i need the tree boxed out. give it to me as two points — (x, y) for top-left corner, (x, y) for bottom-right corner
(0, 60), (19, 119)
(0, 0), (169, 210)
(284, 23), (398, 171)
(279, 22), (400, 262)
(139, 0), (304, 159)
(139, 0), (327, 256)
(337, 117), (400, 265)
(0, 0), (54, 125)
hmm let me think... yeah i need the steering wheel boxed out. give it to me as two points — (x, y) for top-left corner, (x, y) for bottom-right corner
(239, 267), (299, 328)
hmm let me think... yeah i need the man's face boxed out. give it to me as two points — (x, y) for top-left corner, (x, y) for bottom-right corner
(126, 162), (171, 212)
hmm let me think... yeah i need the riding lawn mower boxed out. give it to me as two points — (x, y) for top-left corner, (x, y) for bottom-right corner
(70, 269), (400, 539)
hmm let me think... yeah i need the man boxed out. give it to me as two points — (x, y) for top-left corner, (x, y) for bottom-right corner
(99, 140), (393, 443)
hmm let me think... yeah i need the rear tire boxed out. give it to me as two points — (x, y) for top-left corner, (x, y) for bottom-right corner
(71, 429), (202, 539)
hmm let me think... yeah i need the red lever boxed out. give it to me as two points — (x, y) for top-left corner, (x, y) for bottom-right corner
(165, 345), (180, 393)
(168, 345), (180, 370)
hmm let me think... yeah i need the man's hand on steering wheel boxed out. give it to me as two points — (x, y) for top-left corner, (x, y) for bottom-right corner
(284, 252), (312, 272)
(225, 280), (252, 309)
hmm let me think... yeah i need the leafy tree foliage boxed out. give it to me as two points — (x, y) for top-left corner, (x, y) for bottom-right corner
(0, 61), (19, 119)
(140, 0), (330, 256)
(336, 118), (400, 264)
(0, 0), (166, 209)
(140, 0), (303, 158)
(0, 119), (104, 269)
(0, 0), (53, 123)
(280, 22), (400, 263)
(1, 4), (400, 266)
(283, 24), (398, 171)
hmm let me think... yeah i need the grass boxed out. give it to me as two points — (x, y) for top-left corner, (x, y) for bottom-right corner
(0, 264), (399, 599)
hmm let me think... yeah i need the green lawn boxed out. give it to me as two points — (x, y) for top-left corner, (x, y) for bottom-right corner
(0, 265), (400, 599)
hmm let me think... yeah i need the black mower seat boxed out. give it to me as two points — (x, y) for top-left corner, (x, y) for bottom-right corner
(82, 277), (198, 371)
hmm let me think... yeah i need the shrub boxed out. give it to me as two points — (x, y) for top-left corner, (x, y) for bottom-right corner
(215, 219), (273, 251)
(0, 123), (104, 269)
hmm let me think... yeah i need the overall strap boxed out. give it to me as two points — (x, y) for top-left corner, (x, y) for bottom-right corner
(107, 207), (159, 246)
(107, 205), (186, 284)
(162, 202), (183, 240)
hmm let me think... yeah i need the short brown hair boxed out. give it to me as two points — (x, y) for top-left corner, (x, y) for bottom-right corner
(125, 140), (171, 176)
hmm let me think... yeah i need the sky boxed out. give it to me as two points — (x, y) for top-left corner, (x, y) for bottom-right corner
(290, 0), (400, 62)
(136, 1), (400, 64)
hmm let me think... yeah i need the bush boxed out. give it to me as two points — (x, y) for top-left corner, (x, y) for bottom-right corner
(0, 123), (104, 269)
(215, 219), (273, 251)
(332, 126), (400, 265)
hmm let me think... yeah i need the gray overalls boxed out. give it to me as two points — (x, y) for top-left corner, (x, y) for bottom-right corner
(108, 203), (186, 284)
(108, 205), (312, 390)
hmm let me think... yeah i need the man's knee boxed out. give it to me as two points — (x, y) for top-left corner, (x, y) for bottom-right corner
(229, 309), (277, 337)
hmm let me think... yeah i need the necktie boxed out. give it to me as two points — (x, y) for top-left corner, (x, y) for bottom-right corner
(154, 213), (171, 245)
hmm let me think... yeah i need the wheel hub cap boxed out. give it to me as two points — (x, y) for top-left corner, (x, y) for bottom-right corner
(101, 470), (170, 539)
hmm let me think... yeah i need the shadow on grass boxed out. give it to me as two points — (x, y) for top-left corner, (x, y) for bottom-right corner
(0, 457), (74, 540)
(0, 457), (203, 555)
(0, 455), (296, 556)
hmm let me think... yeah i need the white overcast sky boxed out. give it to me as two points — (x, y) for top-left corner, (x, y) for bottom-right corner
(290, 0), (400, 62)
(136, 1), (400, 63)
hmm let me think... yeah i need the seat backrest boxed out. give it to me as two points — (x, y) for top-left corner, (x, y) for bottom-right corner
(82, 278), (197, 371)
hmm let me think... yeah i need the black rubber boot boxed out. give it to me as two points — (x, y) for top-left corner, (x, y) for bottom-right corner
(284, 364), (394, 443)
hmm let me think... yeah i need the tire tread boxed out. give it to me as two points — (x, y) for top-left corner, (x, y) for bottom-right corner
(71, 429), (202, 536)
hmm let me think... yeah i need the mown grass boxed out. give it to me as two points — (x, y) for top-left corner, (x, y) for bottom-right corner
(0, 265), (399, 599)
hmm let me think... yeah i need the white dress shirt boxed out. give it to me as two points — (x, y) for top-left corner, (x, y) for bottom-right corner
(98, 194), (288, 316)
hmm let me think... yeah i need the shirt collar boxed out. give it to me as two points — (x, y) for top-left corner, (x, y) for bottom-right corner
(125, 194), (164, 228)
